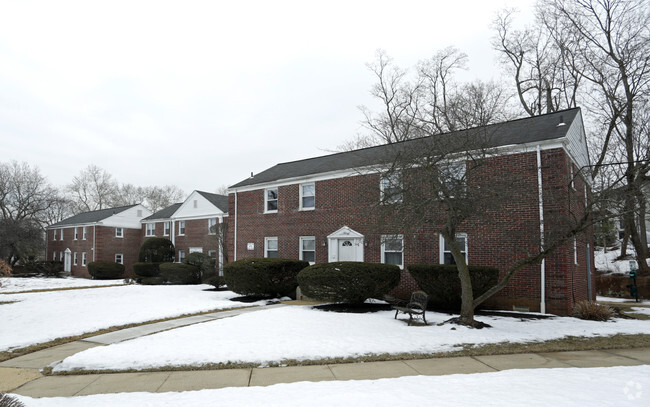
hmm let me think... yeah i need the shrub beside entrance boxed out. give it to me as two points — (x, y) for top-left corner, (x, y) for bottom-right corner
(88, 261), (125, 280)
(223, 258), (309, 297)
(159, 263), (201, 285)
(297, 262), (401, 304)
(408, 264), (499, 310)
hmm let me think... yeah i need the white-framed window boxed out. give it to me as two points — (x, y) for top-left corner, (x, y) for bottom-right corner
(115, 253), (123, 264)
(59, 251), (64, 261)
(299, 236), (316, 264)
(380, 172), (402, 204)
(73, 252), (78, 266)
(440, 233), (467, 265)
(82, 252), (87, 266)
(265, 188), (278, 213)
(300, 183), (315, 210)
(381, 235), (404, 268)
(208, 218), (217, 235)
(178, 220), (185, 235)
(82, 226), (87, 240)
(440, 162), (466, 197)
(115, 227), (123, 238)
(59, 228), (64, 241)
(164, 221), (170, 236)
(145, 223), (155, 236)
(74, 227), (79, 240)
(189, 247), (203, 254)
(178, 250), (186, 263)
(208, 250), (217, 259)
(53, 229), (57, 241)
(52, 251), (56, 261)
(265, 237), (278, 258)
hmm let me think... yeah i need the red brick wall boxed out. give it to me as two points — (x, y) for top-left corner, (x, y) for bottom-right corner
(47, 225), (142, 278)
(174, 219), (221, 266)
(227, 148), (595, 315)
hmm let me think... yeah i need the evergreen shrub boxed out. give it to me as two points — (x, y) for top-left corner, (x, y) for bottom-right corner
(138, 237), (175, 263)
(88, 261), (125, 280)
(203, 275), (226, 288)
(297, 262), (401, 304)
(408, 264), (499, 310)
(133, 262), (162, 277)
(223, 258), (309, 297)
(184, 252), (216, 278)
(159, 262), (201, 285)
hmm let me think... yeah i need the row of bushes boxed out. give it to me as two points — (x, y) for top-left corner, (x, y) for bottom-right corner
(222, 258), (497, 309)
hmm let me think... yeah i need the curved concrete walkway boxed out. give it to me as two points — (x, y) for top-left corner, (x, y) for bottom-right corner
(1, 303), (649, 398)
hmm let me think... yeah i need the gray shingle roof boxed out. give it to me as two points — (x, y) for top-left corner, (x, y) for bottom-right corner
(196, 191), (229, 212)
(48, 205), (139, 228)
(230, 108), (581, 189)
(142, 203), (183, 221)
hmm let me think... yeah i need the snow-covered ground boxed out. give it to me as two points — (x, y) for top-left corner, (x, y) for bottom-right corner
(595, 244), (650, 274)
(0, 285), (265, 352)
(597, 295), (648, 304)
(0, 277), (124, 293)
(13, 365), (650, 406)
(54, 305), (650, 372)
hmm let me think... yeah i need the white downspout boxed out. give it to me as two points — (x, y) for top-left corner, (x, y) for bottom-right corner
(92, 225), (96, 261)
(537, 145), (546, 314)
(234, 190), (238, 261)
(171, 217), (176, 246)
(218, 216), (224, 275)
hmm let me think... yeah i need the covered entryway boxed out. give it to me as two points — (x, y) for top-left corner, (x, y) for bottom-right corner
(327, 226), (364, 262)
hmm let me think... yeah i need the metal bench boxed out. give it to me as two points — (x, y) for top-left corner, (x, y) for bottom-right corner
(392, 291), (429, 326)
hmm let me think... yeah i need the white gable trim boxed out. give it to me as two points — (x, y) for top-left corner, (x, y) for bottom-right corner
(173, 190), (226, 219)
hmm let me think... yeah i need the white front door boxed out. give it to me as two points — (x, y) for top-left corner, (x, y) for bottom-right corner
(63, 249), (72, 272)
(338, 240), (356, 261)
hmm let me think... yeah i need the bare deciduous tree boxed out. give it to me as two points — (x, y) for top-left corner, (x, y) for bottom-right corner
(67, 165), (119, 214)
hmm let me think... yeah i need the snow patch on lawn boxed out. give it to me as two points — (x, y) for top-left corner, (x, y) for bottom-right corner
(595, 245), (650, 274)
(54, 306), (650, 372)
(0, 285), (261, 352)
(15, 366), (650, 406)
(0, 277), (124, 293)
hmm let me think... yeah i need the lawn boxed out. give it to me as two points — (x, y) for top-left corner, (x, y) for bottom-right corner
(53, 300), (650, 373)
(0, 276), (124, 293)
(0, 281), (265, 352)
(13, 365), (650, 406)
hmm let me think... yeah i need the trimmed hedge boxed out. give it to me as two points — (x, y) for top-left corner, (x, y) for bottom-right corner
(185, 252), (216, 278)
(297, 262), (401, 304)
(133, 262), (162, 278)
(159, 262), (201, 285)
(138, 237), (175, 263)
(139, 276), (165, 286)
(223, 258), (309, 297)
(408, 264), (499, 310)
(88, 261), (125, 280)
(203, 275), (226, 288)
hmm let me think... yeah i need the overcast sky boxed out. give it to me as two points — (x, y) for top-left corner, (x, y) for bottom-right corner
(0, 0), (535, 196)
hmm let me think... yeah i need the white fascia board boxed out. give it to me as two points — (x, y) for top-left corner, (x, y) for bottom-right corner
(46, 222), (99, 230)
(229, 140), (570, 194)
(172, 213), (224, 221)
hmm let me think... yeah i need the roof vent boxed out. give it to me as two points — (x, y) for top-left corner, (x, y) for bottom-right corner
(250, 172), (254, 178)
(557, 115), (566, 126)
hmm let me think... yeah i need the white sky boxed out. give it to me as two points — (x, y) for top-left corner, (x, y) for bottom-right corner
(0, 0), (535, 195)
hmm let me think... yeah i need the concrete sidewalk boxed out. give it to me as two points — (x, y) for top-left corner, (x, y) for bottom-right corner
(3, 347), (649, 397)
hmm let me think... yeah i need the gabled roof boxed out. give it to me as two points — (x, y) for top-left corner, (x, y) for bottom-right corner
(196, 191), (229, 212)
(230, 108), (581, 189)
(48, 205), (139, 228)
(142, 203), (183, 221)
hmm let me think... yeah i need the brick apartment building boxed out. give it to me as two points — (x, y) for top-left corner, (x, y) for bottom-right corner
(227, 108), (595, 315)
(46, 204), (152, 278)
(141, 190), (228, 274)
(47, 191), (228, 278)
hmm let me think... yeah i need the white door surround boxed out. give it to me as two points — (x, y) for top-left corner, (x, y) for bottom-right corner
(63, 248), (72, 273)
(327, 226), (364, 262)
